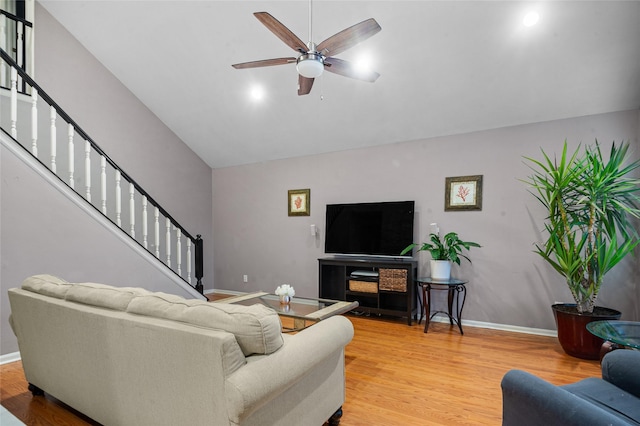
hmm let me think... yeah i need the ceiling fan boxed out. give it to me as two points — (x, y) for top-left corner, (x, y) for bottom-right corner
(231, 1), (381, 96)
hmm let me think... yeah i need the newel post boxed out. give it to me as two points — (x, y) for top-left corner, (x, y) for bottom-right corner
(195, 234), (204, 294)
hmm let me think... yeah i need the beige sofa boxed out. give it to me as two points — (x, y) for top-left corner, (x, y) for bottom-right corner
(8, 275), (354, 426)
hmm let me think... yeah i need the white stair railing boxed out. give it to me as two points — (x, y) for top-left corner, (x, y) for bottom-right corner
(0, 47), (204, 293)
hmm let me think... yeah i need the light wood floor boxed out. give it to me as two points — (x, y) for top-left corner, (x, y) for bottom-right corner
(0, 311), (601, 425)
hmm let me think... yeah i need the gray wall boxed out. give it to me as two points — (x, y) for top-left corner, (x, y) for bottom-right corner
(212, 109), (640, 331)
(32, 5), (213, 279)
(31, 2), (213, 283)
(1, 3), (213, 356)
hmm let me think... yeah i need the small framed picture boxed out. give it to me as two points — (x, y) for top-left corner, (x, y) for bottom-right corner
(288, 189), (310, 216)
(445, 175), (483, 211)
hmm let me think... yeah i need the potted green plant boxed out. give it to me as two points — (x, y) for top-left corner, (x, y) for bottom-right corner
(523, 140), (640, 359)
(401, 232), (481, 280)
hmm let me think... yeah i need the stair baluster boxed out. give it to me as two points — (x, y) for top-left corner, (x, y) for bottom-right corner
(165, 217), (171, 267)
(100, 156), (107, 213)
(115, 170), (122, 226)
(176, 228), (182, 276)
(10, 67), (16, 137)
(30, 87), (36, 155)
(67, 124), (74, 188)
(84, 140), (91, 201)
(128, 183), (135, 238)
(142, 196), (148, 248)
(186, 239), (192, 284)
(154, 207), (160, 258)
(0, 14), (5, 86)
(49, 105), (56, 173)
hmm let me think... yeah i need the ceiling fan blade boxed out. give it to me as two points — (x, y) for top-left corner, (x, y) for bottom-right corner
(324, 57), (380, 82)
(254, 12), (308, 53)
(298, 75), (314, 96)
(232, 57), (296, 69)
(317, 18), (381, 57)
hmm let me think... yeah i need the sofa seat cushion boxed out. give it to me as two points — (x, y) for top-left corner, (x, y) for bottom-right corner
(65, 282), (151, 311)
(22, 274), (72, 299)
(128, 293), (283, 356)
(562, 378), (640, 424)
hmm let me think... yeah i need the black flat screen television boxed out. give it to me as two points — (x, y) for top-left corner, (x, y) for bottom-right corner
(324, 201), (415, 257)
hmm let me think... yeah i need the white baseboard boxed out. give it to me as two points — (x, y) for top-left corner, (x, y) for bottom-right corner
(1, 352), (21, 365)
(206, 289), (244, 296)
(429, 316), (557, 337)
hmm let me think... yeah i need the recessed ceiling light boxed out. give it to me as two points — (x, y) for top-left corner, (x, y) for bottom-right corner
(353, 54), (374, 76)
(250, 85), (264, 101)
(523, 11), (540, 27)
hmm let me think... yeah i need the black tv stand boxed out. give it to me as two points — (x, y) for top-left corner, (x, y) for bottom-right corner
(318, 256), (418, 325)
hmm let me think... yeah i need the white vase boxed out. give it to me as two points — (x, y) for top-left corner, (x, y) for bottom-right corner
(279, 295), (291, 305)
(430, 260), (452, 280)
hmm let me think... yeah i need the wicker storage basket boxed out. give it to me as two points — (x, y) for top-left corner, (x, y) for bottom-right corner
(379, 268), (407, 292)
(349, 280), (378, 293)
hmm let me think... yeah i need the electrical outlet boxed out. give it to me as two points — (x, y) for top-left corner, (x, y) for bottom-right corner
(243, 275), (248, 283)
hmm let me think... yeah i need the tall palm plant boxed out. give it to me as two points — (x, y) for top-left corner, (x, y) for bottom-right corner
(524, 140), (640, 314)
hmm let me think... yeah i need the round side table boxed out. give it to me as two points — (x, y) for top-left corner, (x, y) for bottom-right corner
(416, 277), (468, 334)
(586, 320), (640, 362)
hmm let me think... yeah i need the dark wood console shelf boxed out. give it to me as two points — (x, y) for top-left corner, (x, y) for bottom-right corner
(318, 256), (418, 325)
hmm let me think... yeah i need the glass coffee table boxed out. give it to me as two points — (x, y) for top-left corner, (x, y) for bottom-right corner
(586, 320), (640, 361)
(216, 292), (358, 331)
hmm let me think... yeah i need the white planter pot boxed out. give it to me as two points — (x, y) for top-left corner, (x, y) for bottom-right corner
(430, 260), (452, 280)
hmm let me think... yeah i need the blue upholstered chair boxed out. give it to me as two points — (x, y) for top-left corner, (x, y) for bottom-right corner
(501, 350), (640, 425)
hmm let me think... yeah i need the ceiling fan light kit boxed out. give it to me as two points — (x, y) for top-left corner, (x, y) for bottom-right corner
(296, 53), (324, 78)
(231, 3), (381, 96)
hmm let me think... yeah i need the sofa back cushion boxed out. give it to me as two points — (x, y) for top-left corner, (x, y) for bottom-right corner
(65, 282), (151, 311)
(21, 274), (72, 299)
(20, 275), (283, 357)
(22, 276), (149, 312)
(128, 293), (284, 356)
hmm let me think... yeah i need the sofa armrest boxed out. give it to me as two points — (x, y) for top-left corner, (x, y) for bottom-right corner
(501, 370), (626, 426)
(602, 350), (640, 399)
(225, 315), (354, 423)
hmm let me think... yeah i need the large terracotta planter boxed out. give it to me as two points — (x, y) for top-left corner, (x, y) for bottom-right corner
(552, 303), (621, 360)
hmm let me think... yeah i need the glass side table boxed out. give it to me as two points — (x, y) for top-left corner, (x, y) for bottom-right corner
(416, 277), (468, 334)
(586, 320), (640, 361)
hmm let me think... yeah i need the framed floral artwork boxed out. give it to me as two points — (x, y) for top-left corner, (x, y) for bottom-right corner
(445, 175), (483, 211)
(288, 189), (310, 216)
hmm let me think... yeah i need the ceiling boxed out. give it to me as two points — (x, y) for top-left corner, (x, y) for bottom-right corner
(39, 1), (640, 169)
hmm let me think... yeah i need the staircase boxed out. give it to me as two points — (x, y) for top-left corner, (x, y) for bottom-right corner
(0, 43), (205, 297)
